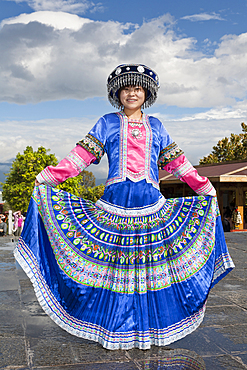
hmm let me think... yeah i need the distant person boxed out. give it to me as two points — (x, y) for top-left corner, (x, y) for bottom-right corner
(13, 211), (24, 237)
(0, 216), (7, 236)
(223, 217), (231, 232)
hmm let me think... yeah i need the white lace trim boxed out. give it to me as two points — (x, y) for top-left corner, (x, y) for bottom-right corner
(95, 196), (166, 216)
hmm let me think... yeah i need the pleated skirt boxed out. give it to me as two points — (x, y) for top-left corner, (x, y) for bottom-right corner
(14, 184), (234, 350)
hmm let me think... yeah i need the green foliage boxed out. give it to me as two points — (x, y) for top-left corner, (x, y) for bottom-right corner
(2, 201), (11, 213)
(1, 146), (57, 212)
(1, 148), (104, 211)
(58, 176), (83, 196)
(200, 122), (247, 164)
(58, 171), (101, 202)
(79, 184), (105, 202)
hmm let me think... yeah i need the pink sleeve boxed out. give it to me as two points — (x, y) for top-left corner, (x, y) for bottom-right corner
(36, 145), (96, 187)
(163, 154), (216, 196)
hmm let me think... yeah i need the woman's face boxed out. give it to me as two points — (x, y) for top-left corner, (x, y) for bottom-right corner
(119, 86), (145, 111)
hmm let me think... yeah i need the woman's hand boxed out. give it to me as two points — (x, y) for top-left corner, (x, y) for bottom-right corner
(35, 179), (41, 186)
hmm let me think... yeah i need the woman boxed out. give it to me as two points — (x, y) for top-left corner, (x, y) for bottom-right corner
(13, 210), (24, 236)
(14, 64), (234, 350)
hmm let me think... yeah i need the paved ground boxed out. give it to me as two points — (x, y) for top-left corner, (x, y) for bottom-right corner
(0, 232), (246, 370)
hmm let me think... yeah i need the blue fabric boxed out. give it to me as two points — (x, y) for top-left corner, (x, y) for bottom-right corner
(101, 178), (161, 207)
(88, 113), (173, 186)
(14, 185), (234, 350)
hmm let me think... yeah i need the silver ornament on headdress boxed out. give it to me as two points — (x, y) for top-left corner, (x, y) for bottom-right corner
(107, 64), (160, 109)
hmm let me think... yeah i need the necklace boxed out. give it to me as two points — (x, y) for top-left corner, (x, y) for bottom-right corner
(128, 122), (143, 128)
(131, 128), (142, 139)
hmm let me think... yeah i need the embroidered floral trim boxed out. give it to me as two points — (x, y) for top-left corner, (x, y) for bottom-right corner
(128, 122), (143, 128)
(105, 111), (157, 189)
(196, 181), (215, 196)
(158, 142), (184, 168)
(36, 168), (60, 187)
(96, 195), (166, 216)
(78, 134), (104, 162)
(171, 159), (194, 179)
(127, 169), (145, 179)
(14, 241), (209, 350)
(66, 151), (88, 173)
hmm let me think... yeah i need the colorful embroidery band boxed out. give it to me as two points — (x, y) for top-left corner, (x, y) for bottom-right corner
(30, 185), (219, 294)
(78, 134), (104, 162)
(158, 142), (184, 168)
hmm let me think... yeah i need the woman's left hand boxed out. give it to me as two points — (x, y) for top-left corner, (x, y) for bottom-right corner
(35, 179), (41, 186)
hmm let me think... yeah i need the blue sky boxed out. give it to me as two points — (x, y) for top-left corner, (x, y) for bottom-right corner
(0, 0), (247, 181)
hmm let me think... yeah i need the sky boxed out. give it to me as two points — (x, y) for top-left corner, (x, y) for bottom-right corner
(0, 0), (247, 182)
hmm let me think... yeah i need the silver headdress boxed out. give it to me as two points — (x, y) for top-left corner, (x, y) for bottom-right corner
(107, 64), (160, 108)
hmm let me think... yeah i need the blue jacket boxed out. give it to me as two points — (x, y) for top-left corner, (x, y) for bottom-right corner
(80, 111), (177, 190)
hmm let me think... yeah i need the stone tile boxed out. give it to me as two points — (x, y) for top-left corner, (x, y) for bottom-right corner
(70, 341), (128, 363)
(202, 356), (226, 370)
(0, 309), (24, 338)
(238, 353), (247, 366)
(0, 337), (27, 367)
(135, 348), (206, 369)
(0, 290), (20, 310)
(230, 268), (247, 282)
(202, 305), (247, 327)
(34, 363), (139, 370)
(216, 290), (247, 310)
(216, 354), (247, 369)
(169, 327), (226, 356)
(137, 358), (205, 370)
(216, 324), (247, 345)
(206, 292), (235, 307)
(24, 314), (71, 339)
(28, 337), (74, 367)
(127, 346), (173, 361)
(200, 326), (247, 354)
(0, 271), (19, 291)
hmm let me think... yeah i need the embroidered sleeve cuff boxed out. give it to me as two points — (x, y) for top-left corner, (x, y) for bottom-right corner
(36, 168), (60, 187)
(171, 158), (194, 179)
(163, 154), (216, 197)
(195, 181), (216, 197)
(36, 146), (96, 187)
(158, 142), (184, 168)
(77, 134), (104, 163)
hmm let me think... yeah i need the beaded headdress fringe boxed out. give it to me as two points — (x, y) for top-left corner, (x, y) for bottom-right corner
(107, 65), (159, 109)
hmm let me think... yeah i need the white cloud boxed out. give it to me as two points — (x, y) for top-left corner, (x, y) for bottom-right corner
(1, 11), (92, 30)
(1, 101), (246, 169)
(7, 0), (102, 14)
(0, 11), (246, 110)
(0, 117), (108, 179)
(181, 12), (225, 22)
(154, 102), (247, 164)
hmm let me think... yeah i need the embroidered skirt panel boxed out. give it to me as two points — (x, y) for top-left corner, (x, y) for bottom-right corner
(14, 184), (234, 350)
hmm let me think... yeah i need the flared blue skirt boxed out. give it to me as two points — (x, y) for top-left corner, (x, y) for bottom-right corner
(14, 184), (234, 350)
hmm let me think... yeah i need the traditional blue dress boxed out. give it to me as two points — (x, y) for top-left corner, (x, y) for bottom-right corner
(14, 112), (234, 350)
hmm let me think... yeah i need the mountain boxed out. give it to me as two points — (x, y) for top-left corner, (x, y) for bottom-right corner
(0, 163), (12, 189)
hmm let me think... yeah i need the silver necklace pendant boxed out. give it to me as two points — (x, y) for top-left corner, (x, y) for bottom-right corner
(131, 128), (142, 139)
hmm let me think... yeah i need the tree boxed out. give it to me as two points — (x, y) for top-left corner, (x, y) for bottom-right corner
(199, 122), (247, 164)
(79, 184), (105, 202)
(2, 146), (104, 211)
(80, 170), (95, 188)
(58, 171), (102, 201)
(2, 146), (58, 212)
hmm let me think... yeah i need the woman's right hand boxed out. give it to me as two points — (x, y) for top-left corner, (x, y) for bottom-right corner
(35, 179), (41, 186)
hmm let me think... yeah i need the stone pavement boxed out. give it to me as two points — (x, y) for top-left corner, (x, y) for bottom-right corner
(0, 233), (246, 370)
